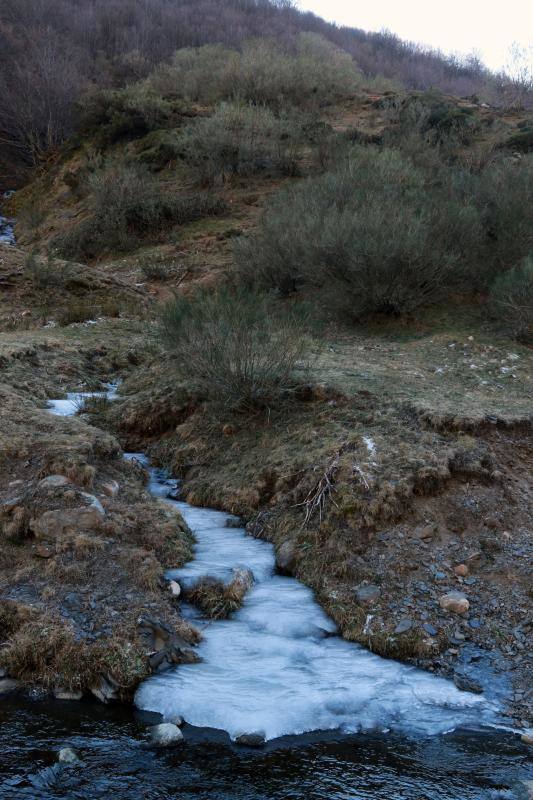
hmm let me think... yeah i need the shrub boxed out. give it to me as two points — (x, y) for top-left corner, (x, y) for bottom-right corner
(178, 102), (303, 185)
(159, 286), (311, 409)
(53, 165), (226, 259)
(24, 251), (66, 289)
(148, 34), (362, 109)
(79, 86), (178, 145)
(389, 90), (481, 146)
(503, 124), (533, 154)
(235, 146), (482, 315)
(471, 154), (533, 276)
(490, 255), (533, 342)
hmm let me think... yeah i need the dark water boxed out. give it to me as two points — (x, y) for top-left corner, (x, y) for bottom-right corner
(0, 696), (531, 800)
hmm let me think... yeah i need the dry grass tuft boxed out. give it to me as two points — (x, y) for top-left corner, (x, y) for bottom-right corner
(185, 570), (253, 619)
(0, 612), (150, 697)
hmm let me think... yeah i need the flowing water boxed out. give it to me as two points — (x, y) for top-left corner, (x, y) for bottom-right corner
(0, 191), (16, 246)
(1, 391), (530, 798)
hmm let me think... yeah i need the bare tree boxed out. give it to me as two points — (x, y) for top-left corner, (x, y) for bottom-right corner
(503, 42), (533, 109)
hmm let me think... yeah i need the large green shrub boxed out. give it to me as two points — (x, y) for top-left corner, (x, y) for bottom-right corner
(159, 287), (310, 409)
(490, 255), (533, 342)
(235, 146), (482, 316)
(148, 34), (362, 109)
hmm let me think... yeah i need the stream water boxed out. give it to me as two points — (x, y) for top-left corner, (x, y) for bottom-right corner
(1, 388), (530, 798)
(0, 191), (16, 246)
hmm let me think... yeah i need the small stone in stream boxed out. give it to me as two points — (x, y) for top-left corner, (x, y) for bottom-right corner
(453, 673), (483, 694)
(454, 564), (469, 577)
(276, 540), (297, 575)
(394, 619), (413, 634)
(439, 591), (469, 614)
(521, 731), (533, 746)
(235, 732), (266, 747)
(225, 517), (243, 529)
(355, 584), (381, 605)
(149, 723), (184, 747)
(423, 623), (438, 636)
(168, 580), (181, 598)
(54, 687), (83, 701)
(58, 747), (79, 763)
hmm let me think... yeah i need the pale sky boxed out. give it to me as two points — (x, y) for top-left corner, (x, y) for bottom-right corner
(297, 0), (533, 73)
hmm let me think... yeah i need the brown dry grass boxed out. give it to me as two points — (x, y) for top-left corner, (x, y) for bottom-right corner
(185, 571), (253, 619)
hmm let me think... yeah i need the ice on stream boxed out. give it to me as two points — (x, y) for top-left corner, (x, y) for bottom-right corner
(135, 463), (498, 742)
(47, 384), (119, 416)
(49, 394), (499, 743)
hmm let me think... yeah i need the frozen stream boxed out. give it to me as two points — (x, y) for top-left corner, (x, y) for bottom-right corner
(49, 389), (501, 744)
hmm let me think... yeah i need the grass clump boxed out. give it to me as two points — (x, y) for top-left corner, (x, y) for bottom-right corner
(185, 570), (252, 619)
(159, 286), (311, 410)
(490, 255), (533, 343)
(24, 251), (65, 289)
(0, 613), (149, 697)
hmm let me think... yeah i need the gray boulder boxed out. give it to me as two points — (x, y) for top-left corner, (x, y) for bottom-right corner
(149, 723), (184, 747)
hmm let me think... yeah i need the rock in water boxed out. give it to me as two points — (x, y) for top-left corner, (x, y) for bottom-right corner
(453, 673), (483, 694)
(58, 747), (79, 763)
(439, 591), (470, 614)
(149, 723), (184, 747)
(276, 540), (297, 575)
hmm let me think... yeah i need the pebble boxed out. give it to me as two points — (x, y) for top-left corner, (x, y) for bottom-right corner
(439, 591), (470, 614)
(454, 564), (469, 577)
(355, 584), (381, 604)
(423, 623), (438, 636)
(394, 619), (413, 634)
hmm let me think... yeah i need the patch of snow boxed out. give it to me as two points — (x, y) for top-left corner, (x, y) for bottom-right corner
(362, 436), (376, 455)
